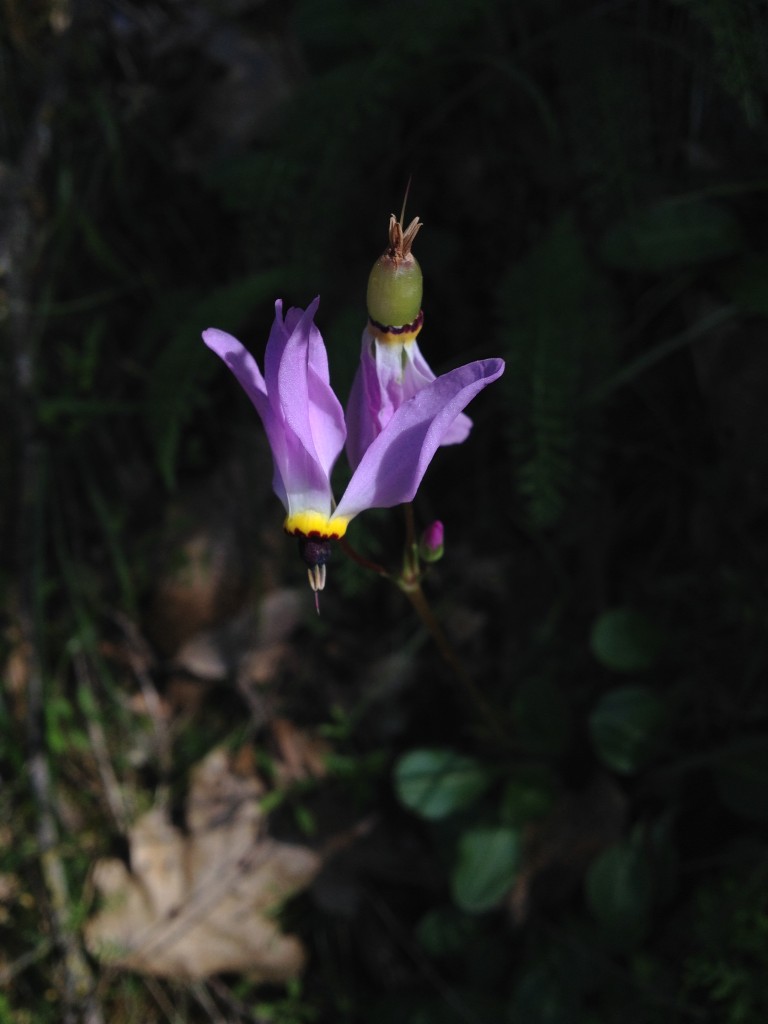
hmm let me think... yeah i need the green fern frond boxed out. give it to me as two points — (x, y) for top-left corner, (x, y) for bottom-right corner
(142, 270), (288, 488)
(676, 0), (768, 126)
(497, 214), (616, 530)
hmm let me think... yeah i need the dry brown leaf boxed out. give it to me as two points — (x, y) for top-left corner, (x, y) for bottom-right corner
(85, 747), (321, 982)
(0, 873), (20, 902)
(127, 691), (174, 719)
(173, 588), (303, 683)
(271, 718), (331, 785)
(4, 639), (30, 700)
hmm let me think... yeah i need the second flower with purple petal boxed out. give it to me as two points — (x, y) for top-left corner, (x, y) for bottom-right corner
(346, 213), (472, 469)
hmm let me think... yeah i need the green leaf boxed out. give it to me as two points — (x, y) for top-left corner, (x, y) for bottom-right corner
(45, 695), (74, 756)
(393, 748), (491, 821)
(76, 682), (99, 719)
(292, 803), (317, 836)
(590, 607), (663, 673)
(601, 199), (743, 272)
(510, 959), (582, 1024)
(589, 685), (665, 774)
(451, 826), (520, 913)
(515, 675), (571, 755)
(416, 906), (475, 958)
(713, 736), (768, 822)
(585, 837), (653, 949)
(499, 768), (555, 826)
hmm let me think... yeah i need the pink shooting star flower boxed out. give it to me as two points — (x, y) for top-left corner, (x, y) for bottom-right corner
(203, 298), (504, 599)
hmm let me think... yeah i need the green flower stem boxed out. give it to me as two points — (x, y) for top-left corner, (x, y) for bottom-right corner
(341, 505), (502, 737)
(397, 577), (503, 739)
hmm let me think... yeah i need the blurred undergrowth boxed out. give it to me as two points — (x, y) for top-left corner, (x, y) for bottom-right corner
(4, 0), (768, 1020)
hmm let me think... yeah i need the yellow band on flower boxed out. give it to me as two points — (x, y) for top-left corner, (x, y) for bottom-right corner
(367, 309), (424, 346)
(284, 510), (350, 540)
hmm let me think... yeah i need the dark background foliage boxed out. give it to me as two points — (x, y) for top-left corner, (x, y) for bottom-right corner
(5, 0), (768, 1020)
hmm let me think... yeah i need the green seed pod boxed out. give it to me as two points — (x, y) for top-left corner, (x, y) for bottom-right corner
(366, 214), (423, 330)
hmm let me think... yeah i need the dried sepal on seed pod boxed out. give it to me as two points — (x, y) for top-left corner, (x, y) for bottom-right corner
(367, 213), (424, 334)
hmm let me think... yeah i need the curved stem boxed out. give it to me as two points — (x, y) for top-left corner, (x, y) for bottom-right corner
(338, 537), (390, 577)
(403, 503), (417, 551)
(341, 508), (503, 738)
(401, 580), (503, 739)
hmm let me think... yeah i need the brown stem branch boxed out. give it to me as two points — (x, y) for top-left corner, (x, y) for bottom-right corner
(338, 537), (390, 577)
(340, 508), (502, 737)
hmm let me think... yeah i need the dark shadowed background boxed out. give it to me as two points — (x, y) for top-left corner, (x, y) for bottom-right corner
(4, 0), (768, 1021)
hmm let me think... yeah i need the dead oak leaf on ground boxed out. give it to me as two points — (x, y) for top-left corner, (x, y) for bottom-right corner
(85, 747), (320, 982)
(172, 588), (303, 684)
(270, 717), (331, 786)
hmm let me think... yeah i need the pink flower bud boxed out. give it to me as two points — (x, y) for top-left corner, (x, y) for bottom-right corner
(419, 520), (444, 563)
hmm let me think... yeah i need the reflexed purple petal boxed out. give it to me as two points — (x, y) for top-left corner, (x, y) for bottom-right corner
(410, 344), (471, 444)
(263, 299), (289, 399)
(203, 299), (341, 519)
(335, 358), (505, 520)
(305, 306), (346, 475)
(345, 332), (381, 470)
(277, 301), (345, 481)
(346, 332), (477, 469)
(440, 410), (472, 445)
(203, 325), (291, 509)
(307, 362), (347, 476)
(397, 341), (435, 400)
(279, 426), (335, 519)
(202, 328), (267, 411)
(305, 301), (331, 385)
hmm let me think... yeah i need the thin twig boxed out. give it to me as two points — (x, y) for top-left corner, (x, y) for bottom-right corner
(398, 505), (504, 736)
(342, 508), (503, 736)
(338, 537), (389, 576)
(72, 651), (132, 833)
(113, 610), (174, 786)
(0, 937), (54, 985)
